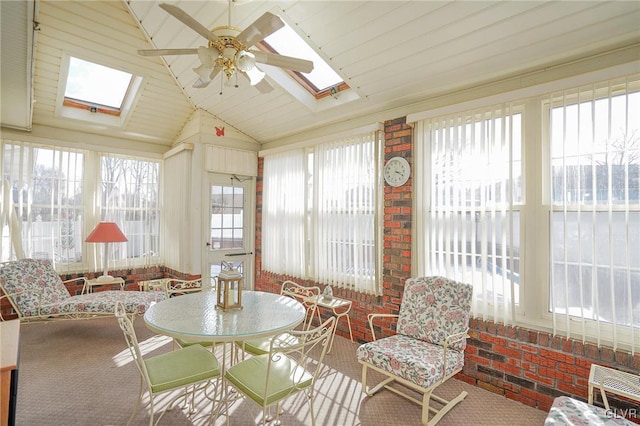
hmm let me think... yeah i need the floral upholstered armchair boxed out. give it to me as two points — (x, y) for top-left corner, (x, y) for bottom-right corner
(356, 276), (473, 426)
(0, 258), (166, 322)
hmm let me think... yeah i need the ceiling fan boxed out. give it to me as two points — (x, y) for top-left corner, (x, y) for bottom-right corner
(138, 2), (314, 93)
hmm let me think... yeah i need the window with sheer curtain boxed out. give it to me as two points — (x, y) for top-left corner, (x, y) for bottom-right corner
(262, 149), (307, 277)
(414, 106), (522, 325)
(414, 73), (639, 351)
(262, 131), (381, 295)
(1, 142), (84, 265)
(1, 142), (161, 272)
(546, 78), (639, 348)
(98, 154), (160, 269)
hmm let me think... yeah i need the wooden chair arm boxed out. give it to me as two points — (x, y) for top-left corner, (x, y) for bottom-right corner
(367, 313), (399, 341)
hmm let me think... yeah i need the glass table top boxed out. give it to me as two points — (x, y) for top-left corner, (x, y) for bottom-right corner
(144, 290), (306, 343)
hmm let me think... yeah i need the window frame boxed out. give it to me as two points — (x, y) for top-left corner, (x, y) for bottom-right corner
(0, 141), (162, 274)
(413, 70), (640, 350)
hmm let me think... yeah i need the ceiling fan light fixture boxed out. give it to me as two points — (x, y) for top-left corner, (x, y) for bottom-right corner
(246, 67), (265, 86)
(235, 50), (256, 72)
(193, 63), (213, 81)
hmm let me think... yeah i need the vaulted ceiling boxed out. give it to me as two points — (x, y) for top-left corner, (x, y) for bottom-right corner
(2, 1), (639, 153)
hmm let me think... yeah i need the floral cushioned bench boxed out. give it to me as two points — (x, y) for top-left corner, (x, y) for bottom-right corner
(0, 259), (166, 321)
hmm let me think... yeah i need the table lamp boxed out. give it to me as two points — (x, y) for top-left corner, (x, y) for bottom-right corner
(85, 222), (127, 282)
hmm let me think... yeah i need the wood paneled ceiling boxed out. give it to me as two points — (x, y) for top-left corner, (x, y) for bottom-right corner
(2, 1), (640, 152)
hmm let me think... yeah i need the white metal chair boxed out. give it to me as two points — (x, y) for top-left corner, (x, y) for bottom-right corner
(225, 316), (336, 426)
(114, 301), (221, 426)
(235, 280), (321, 357)
(356, 276), (473, 426)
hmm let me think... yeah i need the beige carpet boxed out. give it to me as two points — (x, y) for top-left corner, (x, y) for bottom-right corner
(15, 317), (547, 425)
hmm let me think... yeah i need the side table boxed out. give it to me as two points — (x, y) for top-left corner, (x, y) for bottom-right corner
(588, 363), (640, 409)
(85, 277), (125, 293)
(306, 294), (353, 353)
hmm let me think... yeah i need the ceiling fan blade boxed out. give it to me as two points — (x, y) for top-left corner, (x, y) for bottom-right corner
(138, 48), (199, 56)
(236, 12), (284, 47)
(159, 3), (220, 44)
(252, 51), (314, 73)
(254, 79), (274, 94)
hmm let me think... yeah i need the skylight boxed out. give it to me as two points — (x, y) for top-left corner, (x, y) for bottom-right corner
(64, 57), (133, 112)
(261, 21), (346, 96)
(57, 54), (143, 126)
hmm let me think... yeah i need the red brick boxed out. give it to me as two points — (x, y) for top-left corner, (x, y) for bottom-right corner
(524, 353), (555, 368)
(541, 348), (575, 364)
(557, 363), (590, 378)
(494, 344), (522, 359)
(492, 361), (521, 376)
(557, 382), (588, 398)
(539, 366), (573, 383)
(523, 371), (555, 386)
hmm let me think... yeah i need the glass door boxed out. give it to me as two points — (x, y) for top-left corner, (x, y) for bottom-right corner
(204, 173), (255, 290)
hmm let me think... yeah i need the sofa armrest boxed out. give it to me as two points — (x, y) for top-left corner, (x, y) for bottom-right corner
(367, 313), (399, 341)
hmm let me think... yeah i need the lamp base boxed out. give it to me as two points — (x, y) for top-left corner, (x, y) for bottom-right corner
(96, 275), (116, 283)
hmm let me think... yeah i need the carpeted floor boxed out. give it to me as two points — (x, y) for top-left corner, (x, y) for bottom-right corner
(14, 317), (547, 425)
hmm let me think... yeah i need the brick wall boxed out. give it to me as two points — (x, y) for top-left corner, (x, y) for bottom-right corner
(254, 116), (640, 421)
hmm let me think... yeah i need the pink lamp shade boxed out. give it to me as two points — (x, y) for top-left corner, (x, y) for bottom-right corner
(85, 222), (127, 281)
(85, 222), (128, 243)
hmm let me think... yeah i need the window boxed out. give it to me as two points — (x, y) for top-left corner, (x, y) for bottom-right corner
(262, 130), (382, 295)
(546, 79), (640, 336)
(414, 73), (640, 351)
(64, 57), (133, 116)
(99, 155), (160, 265)
(56, 55), (143, 126)
(415, 106), (522, 324)
(1, 142), (84, 264)
(259, 19), (347, 98)
(1, 142), (161, 273)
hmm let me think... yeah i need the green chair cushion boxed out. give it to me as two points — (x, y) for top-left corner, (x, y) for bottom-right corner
(239, 333), (299, 356)
(144, 344), (220, 393)
(225, 353), (313, 407)
(175, 338), (214, 348)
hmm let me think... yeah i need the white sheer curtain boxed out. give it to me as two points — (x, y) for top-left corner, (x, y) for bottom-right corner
(414, 105), (521, 325)
(547, 77), (639, 352)
(1, 141), (84, 270)
(262, 149), (306, 277)
(312, 134), (377, 294)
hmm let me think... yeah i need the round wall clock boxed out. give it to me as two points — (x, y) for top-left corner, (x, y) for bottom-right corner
(383, 156), (411, 187)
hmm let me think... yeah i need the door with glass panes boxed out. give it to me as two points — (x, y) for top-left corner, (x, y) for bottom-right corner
(204, 173), (255, 290)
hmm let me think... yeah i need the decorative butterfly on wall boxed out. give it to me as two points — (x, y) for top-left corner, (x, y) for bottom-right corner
(215, 126), (225, 137)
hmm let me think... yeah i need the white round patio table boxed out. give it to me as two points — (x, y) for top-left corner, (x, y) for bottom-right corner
(143, 290), (306, 343)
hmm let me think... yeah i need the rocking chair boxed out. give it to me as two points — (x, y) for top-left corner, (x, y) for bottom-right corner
(356, 276), (473, 426)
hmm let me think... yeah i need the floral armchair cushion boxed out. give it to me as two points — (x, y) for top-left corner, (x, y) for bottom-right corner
(356, 333), (465, 389)
(0, 258), (71, 315)
(396, 276), (473, 351)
